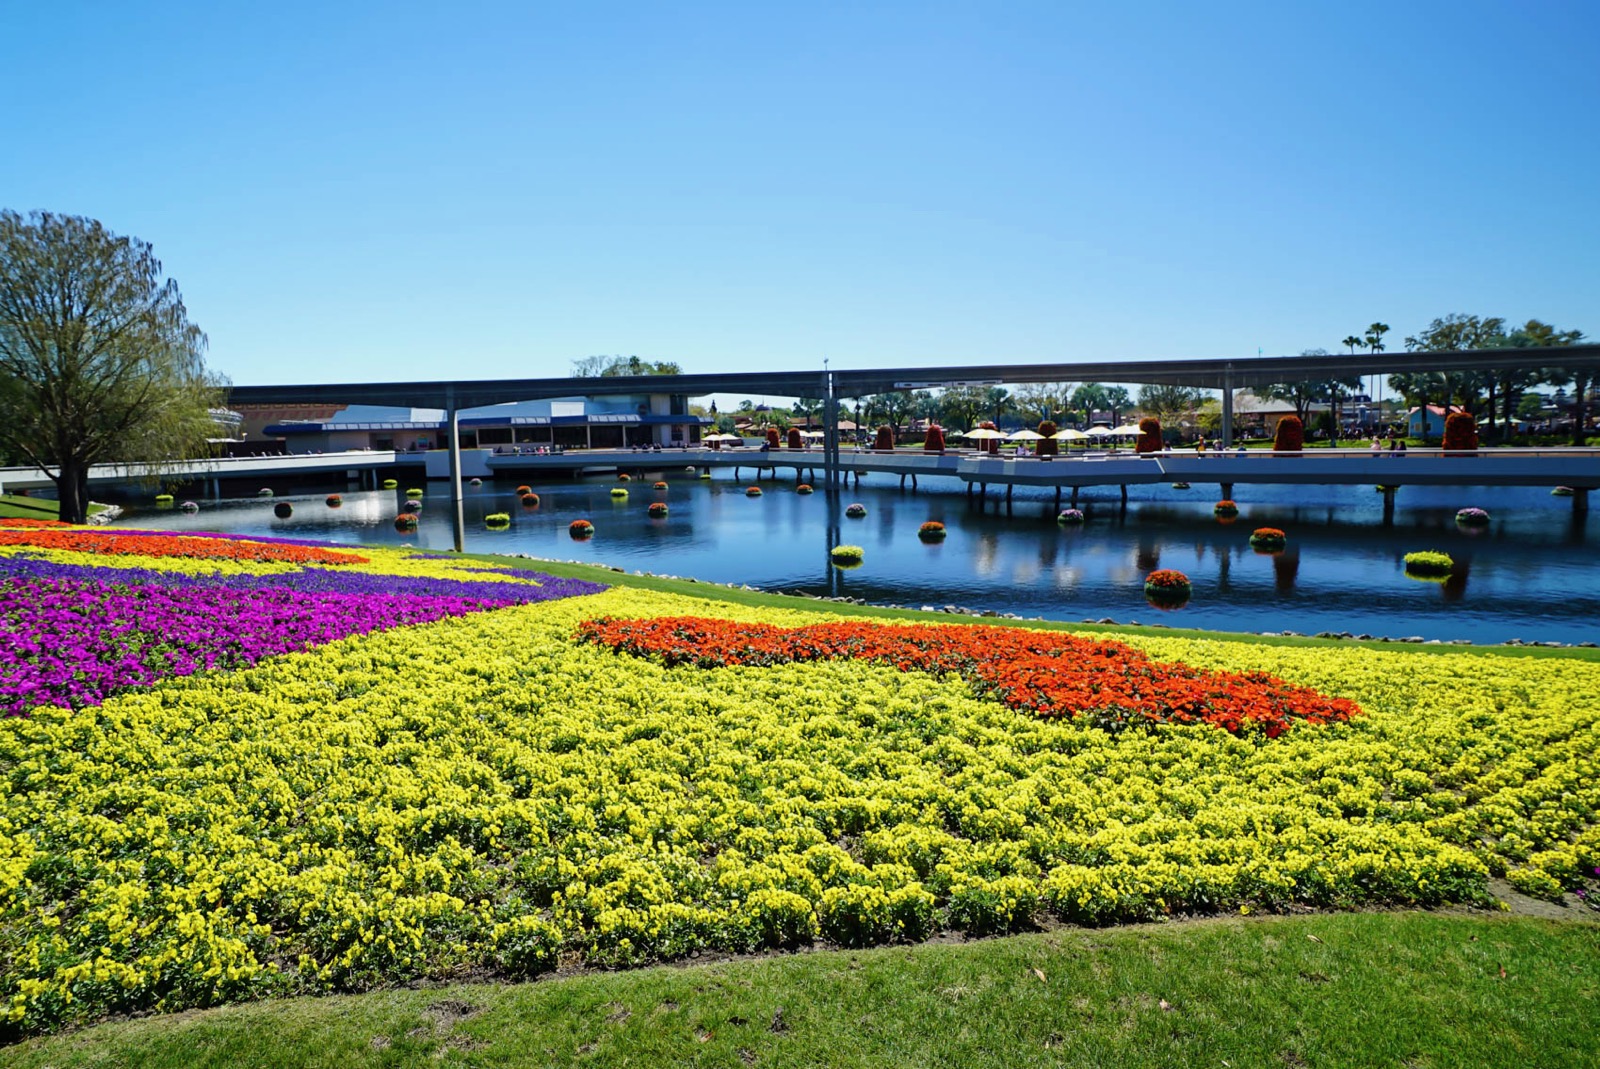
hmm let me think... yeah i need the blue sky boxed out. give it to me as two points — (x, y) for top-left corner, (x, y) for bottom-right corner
(3, 1), (1596, 395)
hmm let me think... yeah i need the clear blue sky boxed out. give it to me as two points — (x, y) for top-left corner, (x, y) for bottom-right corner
(3, 0), (1596, 393)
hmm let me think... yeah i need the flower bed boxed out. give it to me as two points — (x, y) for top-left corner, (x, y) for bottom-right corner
(406, 488), (424, 499)
(1249, 527), (1287, 550)
(1143, 568), (1192, 606)
(917, 521), (946, 540)
(154, 493), (174, 506)
(0, 550), (1596, 1036)
(653, 481), (668, 490)
(382, 479), (398, 490)
(484, 513), (511, 528)
(796, 484), (814, 495)
(745, 486), (763, 497)
(326, 494), (342, 507)
(1455, 508), (1490, 526)
(393, 512), (419, 531)
(520, 493), (540, 507)
(1403, 551), (1453, 578)
(1553, 486), (1575, 497)
(273, 502), (293, 518)
(610, 488), (629, 499)
(830, 545), (865, 563)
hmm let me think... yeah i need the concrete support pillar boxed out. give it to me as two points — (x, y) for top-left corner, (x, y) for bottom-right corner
(1221, 365), (1235, 449)
(1221, 482), (1234, 499)
(446, 394), (465, 553)
(1575, 488), (1590, 514)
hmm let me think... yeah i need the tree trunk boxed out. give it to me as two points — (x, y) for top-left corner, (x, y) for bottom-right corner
(56, 457), (87, 524)
(1573, 372), (1592, 447)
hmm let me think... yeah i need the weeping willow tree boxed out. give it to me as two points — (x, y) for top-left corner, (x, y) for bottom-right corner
(0, 211), (224, 523)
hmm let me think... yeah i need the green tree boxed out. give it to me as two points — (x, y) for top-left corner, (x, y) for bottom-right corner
(1135, 384), (1204, 430)
(1515, 320), (1590, 444)
(1261, 350), (1362, 442)
(0, 210), (223, 524)
(1101, 386), (1132, 425)
(1014, 382), (1073, 425)
(1341, 335), (1363, 355)
(571, 354), (683, 376)
(936, 386), (987, 431)
(1398, 315), (1506, 441)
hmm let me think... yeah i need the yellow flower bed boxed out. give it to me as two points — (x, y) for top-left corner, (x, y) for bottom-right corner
(2, 567), (1598, 1034)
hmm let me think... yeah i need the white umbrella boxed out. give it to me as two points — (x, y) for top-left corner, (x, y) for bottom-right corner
(1053, 428), (1089, 441)
(800, 429), (827, 438)
(1110, 423), (1144, 436)
(704, 433), (741, 441)
(1085, 425), (1116, 437)
(1006, 429), (1046, 441)
(962, 427), (1006, 440)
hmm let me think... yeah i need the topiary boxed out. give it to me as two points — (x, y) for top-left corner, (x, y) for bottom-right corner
(1249, 527), (1287, 550)
(1136, 416), (1163, 454)
(766, 427), (781, 449)
(1442, 412), (1479, 452)
(154, 493), (174, 506)
(746, 486), (763, 496)
(787, 427), (803, 449)
(610, 488), (628, 498)
(653, 481), (668, 490)
(874, 425), (894, 451)
(1273, 415), (1303, 453)
(924, 425), (946, 453)
(977, 420), (1000, 455)
(569, 519), (594, 538)
(1143, 568), (1191, 608)
(830, 544), (865, 563)
(382, 479), (399, 490)
(1403, 550), (1453, 578)
(1037, 421), (1058, 458)
(1214, 499), (1239, 516)
(406, 488), (424, 499)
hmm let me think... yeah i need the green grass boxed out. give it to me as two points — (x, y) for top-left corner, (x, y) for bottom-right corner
(3, 913), (1594, 1068)
(0, 495), (109, 521)
(427, 549), (1600, 662)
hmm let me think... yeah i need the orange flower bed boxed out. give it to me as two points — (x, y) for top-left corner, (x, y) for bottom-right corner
(577, 616), (1360, 738)
(0, 529), (366, 565)
(0, 518), (71, 528)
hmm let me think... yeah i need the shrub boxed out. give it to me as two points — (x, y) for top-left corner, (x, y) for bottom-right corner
(484, 513), (510, 527)
(1442, 412), (1479, 452)
(1214, 500), (1239, 516)
(917, 521), (946, 540)
(647, 502), (669, 517)
(738, 888), (819, 950)
(1403, 550), (1453, 577)
(273, 502), (293, 518)
(492, 916), (562, 977)
(1057, 508), (1085, 524)
(569, 519), (594, 538)
(1036, 421), (1058, 458)
(945, 874), (1041, 936)
(1455, 507), (1490, 526)
(874, 424), (894, 450)
(845, 503), (867, 517)
(1249, 527), (1287, 549)
(796, 484), (814, 495)
(406, 488), (424, 499)
(924, 425), (946, 453)
(787, 427), (803, 449)
(766, 427), (781, 449)
(520, 493), (540, 507)
(1273, 415), (1303, 453)
(745, 486), (763, 497)
(1136, 416), (1163, 454)
(830, 544), (865, 563)
(393, 512), (419, 530)
(325, 494), (342, 507)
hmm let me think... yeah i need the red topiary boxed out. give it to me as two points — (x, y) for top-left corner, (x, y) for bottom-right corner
(1442, 412), (1478, 453)
(874, 424), (894, 451)
(766, 427), (781, 449)
(924, 425), (946, 453)
(1273, 415), (1304, 453)
(787, 427), (803, 449)
(1136, 416), (1163, 454)
(1037, 420), (1058, 458)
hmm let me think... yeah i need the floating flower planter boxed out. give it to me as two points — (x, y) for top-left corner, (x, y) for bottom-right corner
(685, 466), (697, 473)
(1249, 527), (1287, 551)
(648, 502), (669, 518)
(618, 473), (632, 482)
(1057, 508), (1085, 525)
(381, 479), (398, 490)
(1171, 482), (1190, 490)
(1213, 500), (1238, 517)
(796, 484), (814, 495)
(699, 472), (712, 480)
(830, 544), (865, 566)
(1144, 568), (1192, 608)
(394, 512), (419, 530)
(154, 493), (174, 507)
(325, 494), (342, 507)
(520, 492), (540, 507)
(569, 519), (594, 539)
(516, 485), (532, 496)
(653, 481), (668, 490)
(273, 502), (293, 518)
(1455, 507), (1490, 526)
(1375, 485), (1398, 493)
(179, 500), (199, 512)
(1552, 486), (1575, 497)
(406, 488), (424, 499)
(484, 513), (510, 528)
(469, 478), (482, 487)
(918, 521), (946, 541)
(257, 488), (274, 497)
(845, 503), (867, 518)
(1403, 550), (1454, 579)
(611, 488), (629, 499)
(404, 499), (422, 512)
(746, 486), (763, 497)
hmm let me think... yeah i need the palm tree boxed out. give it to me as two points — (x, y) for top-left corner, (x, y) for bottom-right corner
(1341, 335), (1363, 355)
(1102, 386), (1132, 426)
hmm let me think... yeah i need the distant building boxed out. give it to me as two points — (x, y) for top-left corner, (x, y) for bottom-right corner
(263, 393), (712, 452)
(1407, 405), (1469, 438)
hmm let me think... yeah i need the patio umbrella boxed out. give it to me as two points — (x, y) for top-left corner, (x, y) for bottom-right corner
(1006, 429), (1046, 441)
(1085, 425), (1116, 437)
(962, 428), (1006, 440)
(800, 429), (827, 438)
(1053, 428), (1090, 440)
(1110, 423), (1144, 436)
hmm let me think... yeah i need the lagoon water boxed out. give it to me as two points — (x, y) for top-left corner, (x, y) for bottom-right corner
(113, 471), (1600, 645)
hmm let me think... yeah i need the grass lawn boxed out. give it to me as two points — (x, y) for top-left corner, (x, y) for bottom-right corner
(2, 912), (1595, 1068)
(0, 495), (108, 522)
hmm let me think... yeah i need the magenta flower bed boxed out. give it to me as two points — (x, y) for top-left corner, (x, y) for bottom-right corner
(0, 562), (606, 717)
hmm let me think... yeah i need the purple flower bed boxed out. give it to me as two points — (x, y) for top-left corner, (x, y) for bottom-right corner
(0, 562), (607, 717)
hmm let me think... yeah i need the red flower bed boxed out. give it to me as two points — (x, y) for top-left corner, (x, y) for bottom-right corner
(0, 529), (366, 565)
(577, 616), (1360, 738)
(0, 519), (70, 528)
